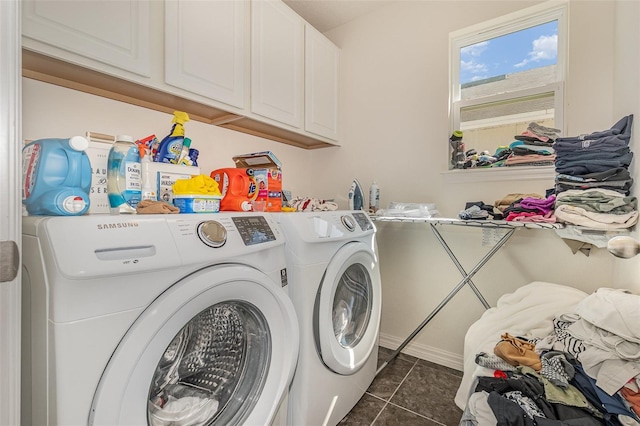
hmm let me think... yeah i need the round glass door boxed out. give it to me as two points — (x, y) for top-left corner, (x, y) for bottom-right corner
(332, 263), (373, 349)
(89, 265), (299, 426)
(315, 243), (382, 375)
(148, 301), (270, 426)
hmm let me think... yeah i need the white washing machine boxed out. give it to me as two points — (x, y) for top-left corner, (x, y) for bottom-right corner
(21, 213), (299, 426)
(277, 211), (382, 426)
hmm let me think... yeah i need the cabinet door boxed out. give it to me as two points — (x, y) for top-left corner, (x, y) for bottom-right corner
(165, 0), (247, 109)
(305, 25), (339, 141)
(251, 0), (303, 128)
(22, 0), (151, 77)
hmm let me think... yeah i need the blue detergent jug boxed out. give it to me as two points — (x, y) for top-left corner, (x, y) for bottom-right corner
(22, 136), (92, 216)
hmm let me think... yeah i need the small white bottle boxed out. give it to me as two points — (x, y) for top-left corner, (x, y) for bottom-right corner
(369, 181), (380, 213)
(140, 148), (157, 201)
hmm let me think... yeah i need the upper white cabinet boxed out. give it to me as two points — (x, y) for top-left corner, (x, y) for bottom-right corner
(22, 0), (151, 77)
(305, 25), (339, 141)
(250, 0), (304, 128)
(21, 0), (340, 148)
(165, 0), (247, 109)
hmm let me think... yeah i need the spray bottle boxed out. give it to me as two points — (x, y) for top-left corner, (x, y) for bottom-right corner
(154, 111), (190, 163)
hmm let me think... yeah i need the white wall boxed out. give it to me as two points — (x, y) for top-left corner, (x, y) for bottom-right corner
(612, 0), (640, 291)
(21, 78), (315, 199)
(316, 0), (637, 369)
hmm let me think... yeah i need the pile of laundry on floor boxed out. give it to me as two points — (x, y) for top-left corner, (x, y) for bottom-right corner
(461, 287), (640, 426)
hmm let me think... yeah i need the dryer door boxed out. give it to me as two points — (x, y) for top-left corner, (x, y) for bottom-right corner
(89, 264), (299, 426)
(314, 242), (381, 375)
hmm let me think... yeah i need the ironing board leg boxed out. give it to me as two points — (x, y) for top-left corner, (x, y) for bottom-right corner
(430, 224), (493, 309)
(376, 226), (516, 375)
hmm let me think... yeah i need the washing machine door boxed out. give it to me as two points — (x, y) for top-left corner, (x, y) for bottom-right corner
(315, 241), (381, 375)
(89, 264), (299, 426)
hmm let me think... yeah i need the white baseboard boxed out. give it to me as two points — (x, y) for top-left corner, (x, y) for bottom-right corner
(379, 332), (464, 372)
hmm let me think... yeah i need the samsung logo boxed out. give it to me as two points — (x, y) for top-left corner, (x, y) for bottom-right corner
(97, 222), (139, 230)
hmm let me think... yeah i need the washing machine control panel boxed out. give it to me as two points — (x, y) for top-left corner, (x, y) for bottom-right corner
(352, 212), (374, 231)
(232, 216), (277, 246)
(197, 220), (227, 248)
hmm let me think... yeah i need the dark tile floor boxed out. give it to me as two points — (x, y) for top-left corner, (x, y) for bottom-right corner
(339, 347), (464, 426)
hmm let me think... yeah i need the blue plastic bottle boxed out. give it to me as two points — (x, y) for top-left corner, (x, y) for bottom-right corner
(107, 135), (142, 214)
(22, 136), (92, 216)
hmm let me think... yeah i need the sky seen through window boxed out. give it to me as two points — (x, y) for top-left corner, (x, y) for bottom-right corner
(460, 21), (558, 85)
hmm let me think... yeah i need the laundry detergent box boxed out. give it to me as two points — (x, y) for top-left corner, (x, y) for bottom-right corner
(149, 163), (200, 204)
(232, 151), (282, 212)
(84, 132), (116, 214)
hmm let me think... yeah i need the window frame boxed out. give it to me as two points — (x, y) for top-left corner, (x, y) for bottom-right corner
(445, 1), (568, 180)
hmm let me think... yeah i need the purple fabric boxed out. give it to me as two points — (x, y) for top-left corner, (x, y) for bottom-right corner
(519, 195), (556, 214)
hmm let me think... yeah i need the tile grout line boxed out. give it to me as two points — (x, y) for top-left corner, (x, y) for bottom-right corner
(384, 399), (448, 426)
(369, 357), (420, 425)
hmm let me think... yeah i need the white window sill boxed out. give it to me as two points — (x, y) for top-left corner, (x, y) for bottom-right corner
(441, 166), (555, 184)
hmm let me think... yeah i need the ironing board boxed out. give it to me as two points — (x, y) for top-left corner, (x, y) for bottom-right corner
(370, 216), (563, 374)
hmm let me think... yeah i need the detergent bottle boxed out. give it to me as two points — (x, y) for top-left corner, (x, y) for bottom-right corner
(22, 136), (92, 216)
(107, 135), (142, 214)
(210, 168), (257, 211)
(155, 111), (190, 164)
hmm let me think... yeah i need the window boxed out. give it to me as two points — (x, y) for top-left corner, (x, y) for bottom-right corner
(448, 2), (567, 172)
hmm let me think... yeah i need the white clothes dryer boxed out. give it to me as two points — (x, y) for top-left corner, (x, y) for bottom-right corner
(277, 211), (382, 426)
(21, 213), (299, 426)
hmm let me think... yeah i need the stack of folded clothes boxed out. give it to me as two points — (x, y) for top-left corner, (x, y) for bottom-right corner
(554, 189), (638, 230)
(554, 115), (634, 194)
(553, 115), (638, 230)
(505, 123), (560, 167)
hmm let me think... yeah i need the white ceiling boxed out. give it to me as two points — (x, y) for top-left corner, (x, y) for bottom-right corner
(282, 0), (394, 33)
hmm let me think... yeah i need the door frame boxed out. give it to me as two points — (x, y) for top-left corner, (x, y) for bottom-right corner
(0, 1), (22, 425)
